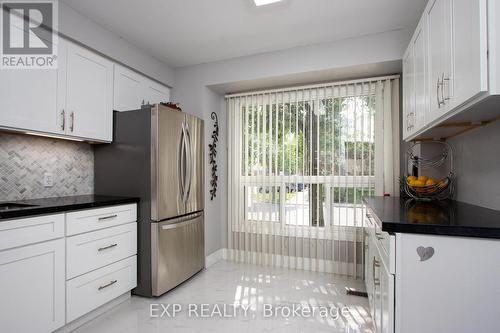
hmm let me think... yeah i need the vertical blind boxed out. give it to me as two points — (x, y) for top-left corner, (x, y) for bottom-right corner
(226, 77), (399, 279)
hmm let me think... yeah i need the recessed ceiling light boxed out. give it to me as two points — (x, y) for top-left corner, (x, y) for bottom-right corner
(253, 0), (283, 6)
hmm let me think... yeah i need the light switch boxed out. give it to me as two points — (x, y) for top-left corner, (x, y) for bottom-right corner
(43, 172), (54, 187)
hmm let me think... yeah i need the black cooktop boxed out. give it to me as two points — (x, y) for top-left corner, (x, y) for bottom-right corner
(364, 196), (500, 239)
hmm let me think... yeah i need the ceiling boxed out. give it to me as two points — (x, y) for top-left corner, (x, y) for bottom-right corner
(62, 0), (427, 68)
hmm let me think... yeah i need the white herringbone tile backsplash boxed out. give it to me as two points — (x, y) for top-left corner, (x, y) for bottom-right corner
(0, 133), (94, 201)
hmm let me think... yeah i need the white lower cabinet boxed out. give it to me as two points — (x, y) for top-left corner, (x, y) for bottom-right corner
(66, 256), (137, 323)
(395, 233), (500, 333)
(365, 213), (395, 333)
(0, 239), (65, 333)
(0, 203), (137, 333)
(379, 258), (394, 333)
(369, 237), (394, 333)
(366, 225), (500, 333)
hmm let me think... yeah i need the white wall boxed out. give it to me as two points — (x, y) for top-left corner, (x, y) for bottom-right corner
(173, 29), (410, 256)
(59, 2), (174, 87)
(448, 121), (500, 210)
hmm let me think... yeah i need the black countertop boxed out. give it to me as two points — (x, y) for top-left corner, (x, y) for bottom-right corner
(363, 196), (500, 239)
(0, 195), (139, 220)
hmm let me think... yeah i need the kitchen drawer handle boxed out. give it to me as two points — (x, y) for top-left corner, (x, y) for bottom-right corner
(98, 243), (117, 252)
(373, 257), (381, 286)
(98, 214), (118, 221)
(98, 280), (117, 291)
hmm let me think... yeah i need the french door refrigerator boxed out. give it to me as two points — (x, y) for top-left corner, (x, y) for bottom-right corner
(94, 104), (204, 297)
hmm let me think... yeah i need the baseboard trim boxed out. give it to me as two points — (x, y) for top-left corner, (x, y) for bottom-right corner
(55, 292), (131, 333)
(205, 248), (228, 268)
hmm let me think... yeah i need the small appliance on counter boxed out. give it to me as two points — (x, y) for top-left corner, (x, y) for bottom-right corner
(94, 104), (204, 297)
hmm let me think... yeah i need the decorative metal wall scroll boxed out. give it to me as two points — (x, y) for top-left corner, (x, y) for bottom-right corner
(209, 112), (219, 200)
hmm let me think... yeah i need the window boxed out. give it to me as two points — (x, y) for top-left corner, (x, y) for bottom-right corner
(226, 77), (400, 277)
(236, 85), (376, 231)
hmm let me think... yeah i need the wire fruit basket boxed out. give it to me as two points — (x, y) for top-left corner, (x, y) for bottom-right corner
(403, 141), (455, 201)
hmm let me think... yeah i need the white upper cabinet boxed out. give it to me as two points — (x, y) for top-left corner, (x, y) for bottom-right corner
(0, 38), (114, 142)
(412, 15), (428, 132)
(450, 0), (488, 109)
(113, 65), (145, 111)
(0, 36), (171, 142)
(62, 41), (114, 142)
(145, 79), (170, 105)
(426, 0), (454, 122)
(403, 14), (428, 138)
(402, 46), (415, 139)
(0, 40), (60, 135)
(403, 0), (493, 141)
(113, 64), (170, 111)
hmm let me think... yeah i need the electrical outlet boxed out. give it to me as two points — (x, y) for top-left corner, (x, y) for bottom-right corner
(43, 172), (54, 187)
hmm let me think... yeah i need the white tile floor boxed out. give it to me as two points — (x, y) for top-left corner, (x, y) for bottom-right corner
(74, 261), (373, 333)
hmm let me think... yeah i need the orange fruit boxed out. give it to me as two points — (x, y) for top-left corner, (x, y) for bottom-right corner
(418, 175), (429, 183)
(407, 176), (417, 182)
(426, 179), (437, 186)
(413, 180), (425, 187)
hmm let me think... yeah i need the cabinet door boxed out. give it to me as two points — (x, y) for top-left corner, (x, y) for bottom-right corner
(0, 239), (65, 333)
(450, 0), (488, 109)
(65, 42), (113, 141)
(413, 15), (428, 132)
(144, 79), (170, 105)
(380, 261), (394, 333)
(395, 233), (500, 333)
(402, 46), (415, 139)
(373, 253), (382, 333)
(427, 0), (453, 122)
(0, 68), (61, 134)
(113, 65), (145, 111)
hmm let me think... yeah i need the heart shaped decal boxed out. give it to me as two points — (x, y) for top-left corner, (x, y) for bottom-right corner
(416, 246), (434, 262)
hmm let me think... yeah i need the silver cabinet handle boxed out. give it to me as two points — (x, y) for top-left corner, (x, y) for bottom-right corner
(98, 243), (117, 251)
(373, 257), (381, 286)
(98, 280), (117, 291)
(60, 110), (65, 131)
(442, 73), (450, 102)
(70, 112), (75, 132)
(437, 77), (444, 108)
(98, 214), (118, 221)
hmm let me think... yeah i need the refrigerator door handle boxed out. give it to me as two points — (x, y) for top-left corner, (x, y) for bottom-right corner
(179, 122), (186, 203)
(184, 123), (193, 202)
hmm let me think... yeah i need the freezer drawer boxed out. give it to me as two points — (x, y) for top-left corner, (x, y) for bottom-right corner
(151, 212), (205, 296)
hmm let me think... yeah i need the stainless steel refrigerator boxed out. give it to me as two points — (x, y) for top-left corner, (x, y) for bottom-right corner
(94, 104), (204, 297)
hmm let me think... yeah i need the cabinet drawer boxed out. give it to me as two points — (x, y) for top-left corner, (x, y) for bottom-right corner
(0, 214), (64, 251)
(366, 210), (395, 274)
(66, 222), (137, 279)
(66, 204), (137, 236)
(66, 256), (137, 323)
